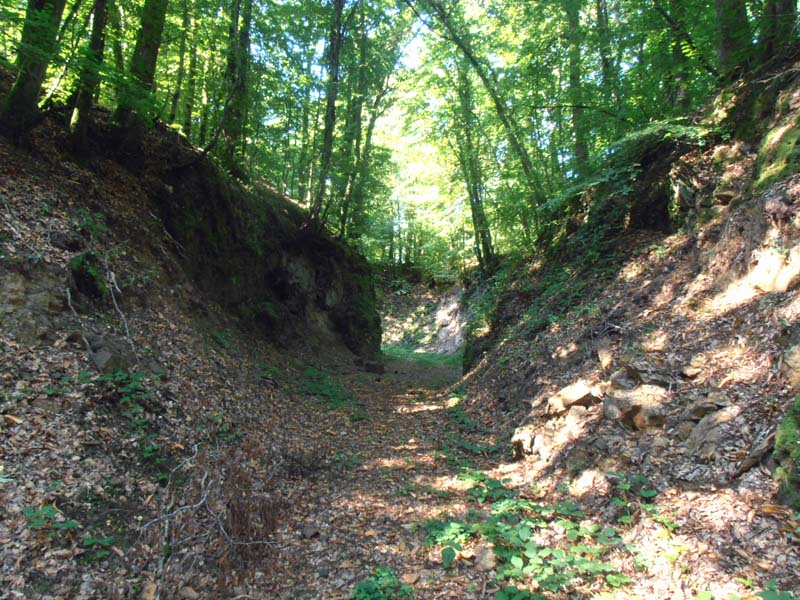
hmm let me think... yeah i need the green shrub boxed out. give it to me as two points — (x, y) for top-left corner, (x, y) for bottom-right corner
(351, 567), (414, 600)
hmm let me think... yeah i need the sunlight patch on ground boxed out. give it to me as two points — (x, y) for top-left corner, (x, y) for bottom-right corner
(423, 473), (468, 493)
(395, 402), (446, 414)
(710, 277), (761, 312)
(642, 328), (670, 352)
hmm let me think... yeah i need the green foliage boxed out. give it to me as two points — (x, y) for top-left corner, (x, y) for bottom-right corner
(351, 566), (415, 600)
(333, 451), (363, 470)
(298, 368), (359, 410)
(82, 535), (115, 561)
(257, 363), (284, 383)
(69, 250), (108, 299)
(76, 209), (108, 240)
(22, 505), (81, 538)
(606, 471), (674, 529)
(448, 406), (481, 433)
(382, 346), (463, 369)
(96, 371), (173, 481)
(494, 586), (546, 600)
(211, 330), (232, 350)
(421, 474), (631, 595)
(461, 470), (517, 504)
(694, 583), (799, 600)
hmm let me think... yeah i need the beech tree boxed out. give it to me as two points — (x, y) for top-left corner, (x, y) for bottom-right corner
(114, 0), (169, 127)
(761, 0), (798, 62)
(310, 0), (346, 223)
(1, 0), (797, 275)
(715, 0), (752, 78)
(0, 0), (68, 140)
(69, 0), (108, 150)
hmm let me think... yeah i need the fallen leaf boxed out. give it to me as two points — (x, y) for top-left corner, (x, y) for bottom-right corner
(4, 415), (23, 426)
(141, 582), (157, 600)
(401, 573), (420, 585)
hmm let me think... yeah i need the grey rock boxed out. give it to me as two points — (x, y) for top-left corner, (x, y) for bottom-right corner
(50, 230), (86, 252)
(547, 380), (598, 413)
(87, 335), (137, 373)
(685, 405), (741, 457)
(604, 384), (669, 431)
(609, 365), (642, 390)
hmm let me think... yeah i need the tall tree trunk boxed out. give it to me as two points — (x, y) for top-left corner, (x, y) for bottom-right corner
(0, 0), (68, 140)
(198, 57), (211, 145)
(114, 0), (169, 127)
(310, 0), (346, 223)
(57, 0), (86, 43)
(453, 62), (495, 273)
(668, 0), (691, 110)
(219, 0), (253, 177)
(338, 1), (367, 238)
(594, 0), (617, 105)
(412, 0), (543, 207)
(108, 0), (126, 102)
(182, 16), (198, 138)
(168, 0), (190, 124)
(565, 0), (589, 177)
(715, 0), (752, 79)
(69, 0), (108, 151)
(760, 0), (797, 63)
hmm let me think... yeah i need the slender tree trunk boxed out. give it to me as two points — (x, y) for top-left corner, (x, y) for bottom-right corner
(182, 18), (197, 137)
(666, 0), (691, 110)
(414, 0), (543, 207)
(198, 57), (211, 145)
(108, 0), (125, 101)
(69, 0), (108, 151)
(715, 0), (752, 79)
(338, 2), (367, 238)
(219, 0), (252, 177)
(43, 5), (92, 105)
(760, 0), (798, 63)
(57, 0), (86, 43)
(594, 0), (618, 104)
(0, 0), (68, 140)
(453, 62), (495, 273)
(168, 0), (190, 124)
(114, 0), (169, 126)
(310, 0), (346, 223)
(565, 0), (588, 177)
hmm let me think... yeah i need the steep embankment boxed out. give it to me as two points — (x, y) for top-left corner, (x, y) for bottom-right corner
(451, 64), (800, 596)
(0, 94), (381, 598)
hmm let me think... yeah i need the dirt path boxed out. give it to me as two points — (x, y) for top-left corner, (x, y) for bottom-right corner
(264, 356), (490, 599)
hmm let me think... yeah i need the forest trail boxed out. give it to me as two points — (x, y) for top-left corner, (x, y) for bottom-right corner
(265, 354), (477, 599)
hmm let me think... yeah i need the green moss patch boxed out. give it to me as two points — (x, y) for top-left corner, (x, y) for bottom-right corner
(757, 115), (800, 191)
(774, 396), (800, 509)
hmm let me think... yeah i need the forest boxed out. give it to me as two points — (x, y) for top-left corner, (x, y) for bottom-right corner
(1, 0), (795, 276)
(2, 0), (800, 599)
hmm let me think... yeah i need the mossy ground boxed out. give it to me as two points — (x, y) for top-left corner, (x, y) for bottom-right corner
(775, 396), (800, 508)
(757, 115), (800, 190)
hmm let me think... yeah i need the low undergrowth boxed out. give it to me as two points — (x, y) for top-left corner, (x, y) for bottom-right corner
(382, 346), (463, 369)
(423, 471), (631, 598)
